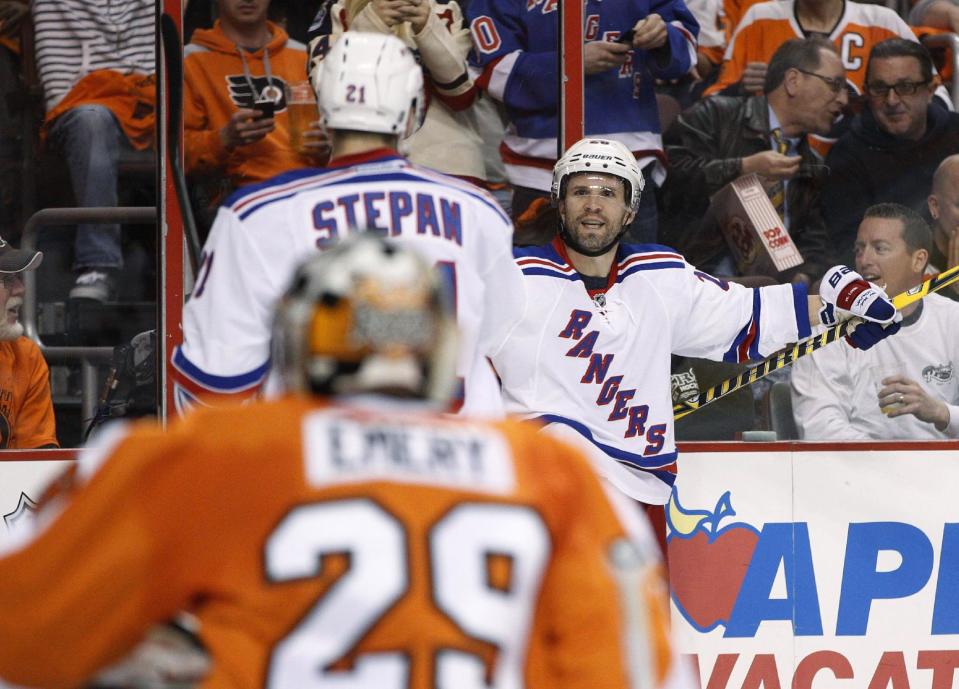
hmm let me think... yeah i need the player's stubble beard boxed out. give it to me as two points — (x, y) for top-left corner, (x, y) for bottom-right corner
(563, 209), (630, 257)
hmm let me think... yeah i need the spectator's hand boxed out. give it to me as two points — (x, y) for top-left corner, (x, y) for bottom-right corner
(948, 228), (959, 296)
(741, 150), (800, 180)
(631, 14), (668, 50)
(301, 120), (332, 161)
(220, 109), (275, 151)
(879, 374), (951, 429)
(0, 1), (28, 37)
(398, 0), (430, 34)
(694, 52), (715, 81)
(585, 41), (630, 75)
(741, 61), (767, 93)
(372, 0), (416, 28)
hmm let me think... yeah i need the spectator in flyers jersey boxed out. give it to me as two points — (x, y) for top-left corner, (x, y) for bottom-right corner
(465, 0), (699, 246)
(490, 137), (901, 505)
(307, 0), (488, 185)
(184, 0), (330, 209)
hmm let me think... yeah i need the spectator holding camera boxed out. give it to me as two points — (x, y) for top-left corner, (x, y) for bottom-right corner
(184, 0), (329, 195)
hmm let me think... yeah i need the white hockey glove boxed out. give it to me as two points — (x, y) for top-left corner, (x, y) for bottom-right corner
(817, 265), (898, 326)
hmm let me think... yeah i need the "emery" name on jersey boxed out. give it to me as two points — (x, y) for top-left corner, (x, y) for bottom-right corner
(302, 413), (515, 493)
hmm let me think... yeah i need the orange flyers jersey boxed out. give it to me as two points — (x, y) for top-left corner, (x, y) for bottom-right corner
(706, 0), (920, 96)
(0, 337), (57, 448)
(0, 396), (676, 689)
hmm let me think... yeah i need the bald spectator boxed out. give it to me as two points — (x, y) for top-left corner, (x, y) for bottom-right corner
(927, 155), (959, 299)
(823, 39), (959, 266)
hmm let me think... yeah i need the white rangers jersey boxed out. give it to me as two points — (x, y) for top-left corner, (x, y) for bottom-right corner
(492, 239), (812, 502)
(172, 149), (524, 415)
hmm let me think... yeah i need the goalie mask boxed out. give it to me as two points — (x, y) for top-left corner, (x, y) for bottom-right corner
(272, 234), (457, 402)
(551, 138), (645, 257)
(313, 32), (426, 139)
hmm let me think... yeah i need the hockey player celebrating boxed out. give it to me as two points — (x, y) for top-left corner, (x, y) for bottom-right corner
(171, 32), (524, 416)
(490, 137), (903, 504)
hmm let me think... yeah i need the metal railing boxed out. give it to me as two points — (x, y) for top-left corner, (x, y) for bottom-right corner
(921, 33), (959, 106)
(20, 207), (157, 426)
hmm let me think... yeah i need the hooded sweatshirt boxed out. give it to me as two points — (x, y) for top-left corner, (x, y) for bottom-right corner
(184, 21), (314, 187)
(823, 102), (959, 264)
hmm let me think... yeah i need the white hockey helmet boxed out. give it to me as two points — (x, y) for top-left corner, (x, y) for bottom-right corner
(313, 32), (425, 138)
(551, 138), (645, 213)
(271, 234), (457, 402)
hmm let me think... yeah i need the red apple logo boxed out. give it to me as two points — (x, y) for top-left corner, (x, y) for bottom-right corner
(666, 489), (760, 632)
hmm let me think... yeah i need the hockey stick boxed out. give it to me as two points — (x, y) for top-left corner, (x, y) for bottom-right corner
(672, 264), (959, 421)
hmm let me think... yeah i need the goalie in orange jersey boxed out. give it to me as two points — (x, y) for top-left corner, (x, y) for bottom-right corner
(0, 234), (696, 689)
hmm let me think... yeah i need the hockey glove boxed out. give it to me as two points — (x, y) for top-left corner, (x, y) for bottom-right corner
(818, 265), (897, 325)
(845, 318), (902, 350)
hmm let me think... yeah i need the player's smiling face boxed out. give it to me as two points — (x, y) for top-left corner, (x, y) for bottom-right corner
(559, 173), (633, 253)
(0, 273), (24, 342)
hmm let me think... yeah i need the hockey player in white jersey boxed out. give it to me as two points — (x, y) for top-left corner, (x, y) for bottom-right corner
(172, 32), (523, 415)
(490, 137), (903, 504)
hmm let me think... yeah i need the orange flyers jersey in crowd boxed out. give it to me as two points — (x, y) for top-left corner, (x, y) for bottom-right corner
(0, 337), (57, 448)
(0, 395), (682, 689)
(184, 21), (316, 187)
(706, 0), (920, 96)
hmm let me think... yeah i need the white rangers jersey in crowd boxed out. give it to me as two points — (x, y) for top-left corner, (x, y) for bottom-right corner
(492, 239), (812, 503)
(172, 149), (524, 415)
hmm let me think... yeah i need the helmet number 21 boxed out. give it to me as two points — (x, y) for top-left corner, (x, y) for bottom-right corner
(264, 498), (550, 689)
(345, 84), (367, 104)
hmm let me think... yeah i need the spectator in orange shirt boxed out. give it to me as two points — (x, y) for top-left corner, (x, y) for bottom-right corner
(0, 236), (57, 449)
(184, 0), (329, 197)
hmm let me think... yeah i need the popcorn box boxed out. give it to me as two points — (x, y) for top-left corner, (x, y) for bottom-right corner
(707, 173), (804, 276)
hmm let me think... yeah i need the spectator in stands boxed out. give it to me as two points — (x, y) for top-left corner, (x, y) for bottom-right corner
(466, 0), (699, 245)
(307, 1), (487, 186)
(823, 39), (959, 265)
(706, 0), (945, 105)
(184, 0), (329, 200)
(792, 203), (959, 439)
(660, 37), (839, 284)
(0, 236), (57, 448)
(909, 0), (959, 33)
(927, 154), (959, 299)
(32, 0), (155, 303)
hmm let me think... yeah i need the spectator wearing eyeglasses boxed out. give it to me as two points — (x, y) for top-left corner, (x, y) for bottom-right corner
(659, 37), (842, 284)
(822, 39), (959, 267)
